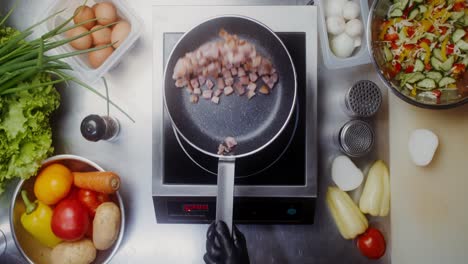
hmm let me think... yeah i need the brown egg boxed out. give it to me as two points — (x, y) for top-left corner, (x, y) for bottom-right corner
(94, 2), (118, 26)
(91, 25), (112, 45)
(111, 21), (131, 49)
(88, 45), (114, 68)
(92, 3), (99, 13)
(73, 5), (96, 30)
(66, 26), (93, 50)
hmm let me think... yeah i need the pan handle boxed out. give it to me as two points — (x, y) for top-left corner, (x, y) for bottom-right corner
(216, 157), (235, 235)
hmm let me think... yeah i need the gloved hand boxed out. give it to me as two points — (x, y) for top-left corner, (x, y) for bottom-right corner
(203, 221), (250, 264)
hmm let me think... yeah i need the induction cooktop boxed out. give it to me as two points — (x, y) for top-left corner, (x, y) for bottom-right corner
(152, 11), (317, 224)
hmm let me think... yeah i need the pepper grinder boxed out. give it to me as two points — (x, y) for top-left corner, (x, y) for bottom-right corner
(81, 115), (120, 142)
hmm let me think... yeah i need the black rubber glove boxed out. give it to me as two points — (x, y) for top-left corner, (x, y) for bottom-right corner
(204, 221), (250, 264)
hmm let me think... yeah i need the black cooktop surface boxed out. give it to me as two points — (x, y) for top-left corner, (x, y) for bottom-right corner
(163, 32), (306, 186)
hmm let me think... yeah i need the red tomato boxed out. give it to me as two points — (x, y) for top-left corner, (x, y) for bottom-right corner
(390, 42), (398, 50)
(356, 228), (386, 259)
(404, 44), (416, 50)
(432, 90), (442, 98)
(453, 63), (466, 74)
(453, 2), (465, 12)
(439, 26), (448, 35)
(394, 62), (402, 73)
(65, 186), (79, 200)
(406, 27), (415, 38)
(51, 199), (90, 241)
(77, 189), (110, 218)
(446, 44), (455, 55)
(425, 63), (432, 71)
(428, 25), (435, 33)
(405, 65), (414, 73)
(384, 33), (399, 41)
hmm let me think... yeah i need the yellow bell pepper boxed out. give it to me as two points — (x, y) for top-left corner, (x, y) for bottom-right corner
(420, 42), (431, 65)
(441, 38), (449, 61)
(359, 160), (390, 217)
(20, 190), (62, 248)
(327, 187), (368, 240)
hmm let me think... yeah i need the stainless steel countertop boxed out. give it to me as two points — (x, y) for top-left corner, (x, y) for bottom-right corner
(0, 0), (390, 263)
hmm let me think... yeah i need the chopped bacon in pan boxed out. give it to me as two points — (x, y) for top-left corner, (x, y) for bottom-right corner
(172, 29), (279, 105)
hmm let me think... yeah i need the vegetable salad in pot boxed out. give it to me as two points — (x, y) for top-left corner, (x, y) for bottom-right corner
(380, 0), (468, 104)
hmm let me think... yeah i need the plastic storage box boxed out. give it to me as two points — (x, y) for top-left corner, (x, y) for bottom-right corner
(317, 0), (371, 69)
(36, 0), (143, 83)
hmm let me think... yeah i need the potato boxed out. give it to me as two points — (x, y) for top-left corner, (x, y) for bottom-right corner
(51, 239), (96, 264)
(93, 202), (121, 250)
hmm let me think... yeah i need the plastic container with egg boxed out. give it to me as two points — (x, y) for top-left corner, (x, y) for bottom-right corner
(317, 0), (371, 69)
(35, 0), (143, 83)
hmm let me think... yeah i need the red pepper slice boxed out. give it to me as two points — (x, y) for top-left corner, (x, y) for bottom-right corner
(402, 4), (414, 19)
(439, 26), (448, 35)
(453, 2), (465, 12)
(394, 62), (402, 73)
(446, 44), (455, 55)
(406, 27), (416, 38)
(391, 42), (399, 50)
(384, 33), (399, 41)
(404, 44), (416, 50)
(453, 63), (466, 74)
(419, 38), (431, 46)
(405, 65), (415, 73)
(425, 63), (432, 71)
(432, 90), (441, 98)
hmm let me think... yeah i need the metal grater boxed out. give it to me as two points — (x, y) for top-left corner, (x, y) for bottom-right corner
(339, 120), (375, 157)
(345, 80), (382, 117)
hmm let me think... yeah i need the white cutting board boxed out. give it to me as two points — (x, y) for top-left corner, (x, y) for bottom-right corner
(389, 94), (468, 264)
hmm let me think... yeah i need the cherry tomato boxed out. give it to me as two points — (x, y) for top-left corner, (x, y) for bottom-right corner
(453, 2), (465, 12)
(439, 26), (448, 35)
(77, 189), (110, 218)
(406, 27), (415, 38)
(446, 44), (455, 55)
(51, 199), (90, 241)
(403, 43), (416, 50)
(390, 42), (398, 50)
(405, 65), (414, 73)
(394, 62), (402, 73)
(356, 228), (386, 259)
(453, 63), (466, 74)
(384, 33), (399, 41)
(419, 38), (431, 47)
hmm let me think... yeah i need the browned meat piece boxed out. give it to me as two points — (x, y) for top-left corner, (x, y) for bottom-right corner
(190, 78), (199, 89)
(247, 90), (256, 100)
(223, 69), (232, 79)
(206, 79), (214, 90)
(217, 78), (225, 89)
(270, 72), (278, 83)
(224, 86), (234, 95)
(173, 57), (193, 80)
(234, 82), (246, 96)
(262, 75), (270, 84)
(175, 78), (187, 88)
(224, 137), (237, 149)
(259, 85), (270, 95)
(190, 94), (199, 103)
(198, 75), (206, 86)
(225, 77), (234, 86)
(237, 67), (246, 77)
(247, 82), (257, 91)
(207, 62), (221, 77)
(249, 72), (258, 82)
(239, 76), (250, 85)
(211, 96), (220, 104)
(193, 88), (202, 95)
(202, 90), (213, 99)
(258, 58), (273, 76)
(252, 55), (262, 68)
(217, 144), (227, 155)
(231, 67), (238, 76)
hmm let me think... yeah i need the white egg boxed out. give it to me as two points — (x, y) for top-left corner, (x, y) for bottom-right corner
(325, 0), (343, 18)
(327, 16), (346, 35)
(408, 129), (439, 167)
(354, 36), (362, 48)
(330, 33), (355, 58)
(343, 1), (361, 20)
(345, 19), (363, 37)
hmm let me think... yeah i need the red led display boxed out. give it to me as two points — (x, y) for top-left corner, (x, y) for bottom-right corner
(183, 204), (209, 212)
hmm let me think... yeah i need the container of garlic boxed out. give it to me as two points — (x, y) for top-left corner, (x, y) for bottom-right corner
(317, 0), (371, 69)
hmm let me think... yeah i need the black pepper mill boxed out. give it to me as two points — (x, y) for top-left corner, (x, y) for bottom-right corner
(81, 115), (120, 142)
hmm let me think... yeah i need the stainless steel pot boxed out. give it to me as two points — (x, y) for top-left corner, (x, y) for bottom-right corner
(9, 154), (125, 264)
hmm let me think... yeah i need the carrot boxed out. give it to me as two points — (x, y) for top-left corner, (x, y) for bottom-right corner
(73, 171), (120, 194)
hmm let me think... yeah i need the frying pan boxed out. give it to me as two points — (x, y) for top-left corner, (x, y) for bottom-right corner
(164, 15), (297, 231)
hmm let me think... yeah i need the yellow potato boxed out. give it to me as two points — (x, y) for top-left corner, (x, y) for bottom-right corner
(93, 202), (121, 250)
(51, 239), (96, 264)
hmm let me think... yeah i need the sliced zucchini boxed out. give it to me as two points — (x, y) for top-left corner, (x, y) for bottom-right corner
(431, 57), (443, 71)
(389, 8), (403, 18)
(418, 5), (427, 13)
(383, 46), (393, 62)
(464, 14), (468, 27)
(453, 29), (466, 43)
(398, 0), (409, 9)
(414, 59), (424, 72)
(456, 39), (468, 51)
(425, 71), (443, 82)
(439, 77), (456, 87)
(407, 72), (426, 84)
(417, 79), (436, 90)
(440, 56), (455, 72)
(433, 49), (443, 61)
(450, 12), (465, 21)
(409, 9), (419, 20)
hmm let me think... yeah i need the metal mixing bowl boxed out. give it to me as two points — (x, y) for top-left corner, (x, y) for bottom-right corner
(367, 0), (468, 109)
(9, 155), (125, 264)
